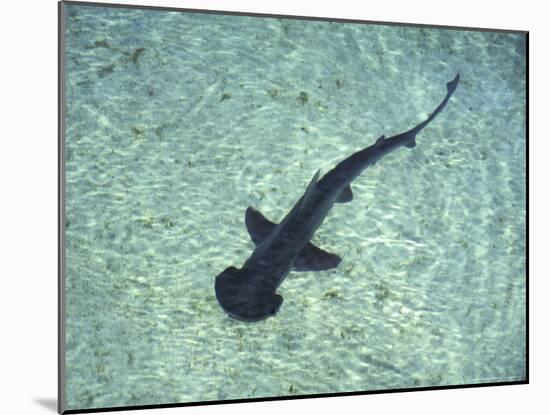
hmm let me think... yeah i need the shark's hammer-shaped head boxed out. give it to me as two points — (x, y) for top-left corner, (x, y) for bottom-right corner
(215, 266), (283, 322)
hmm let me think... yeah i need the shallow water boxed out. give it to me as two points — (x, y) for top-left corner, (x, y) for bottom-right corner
(63, 4), (526, 410)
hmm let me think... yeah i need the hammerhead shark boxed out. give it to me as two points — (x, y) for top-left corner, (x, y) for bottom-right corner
(215, 74), (459, 322)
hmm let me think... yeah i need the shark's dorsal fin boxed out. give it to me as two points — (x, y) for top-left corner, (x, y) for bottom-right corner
(375, 135), (385, 145)
(299, 170), (320, 211)
(244, 206), (341, 271)
(335, 185), (353, 203)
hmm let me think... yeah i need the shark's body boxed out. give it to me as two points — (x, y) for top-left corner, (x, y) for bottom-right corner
(215, 74), (460, 322)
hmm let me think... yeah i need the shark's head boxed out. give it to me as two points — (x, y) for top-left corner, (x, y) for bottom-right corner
(215, 266), (283, 322)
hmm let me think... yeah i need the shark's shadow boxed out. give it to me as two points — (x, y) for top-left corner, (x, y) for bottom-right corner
(215, 74), (460, 322)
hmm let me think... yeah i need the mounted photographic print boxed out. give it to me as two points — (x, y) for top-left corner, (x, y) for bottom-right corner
(58, 1), (528, 413)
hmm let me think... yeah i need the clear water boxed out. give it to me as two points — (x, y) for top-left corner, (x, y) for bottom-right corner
(63, 4), (526, 411)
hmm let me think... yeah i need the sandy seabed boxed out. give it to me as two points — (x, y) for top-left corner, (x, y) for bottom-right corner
(63, 4), (526, 410)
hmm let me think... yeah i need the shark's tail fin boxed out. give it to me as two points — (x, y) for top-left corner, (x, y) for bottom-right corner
(446, 73), (460, 95)
(406, 73), (460, 140)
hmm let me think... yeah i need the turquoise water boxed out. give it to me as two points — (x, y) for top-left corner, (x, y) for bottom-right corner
(63, 3), (526, 411)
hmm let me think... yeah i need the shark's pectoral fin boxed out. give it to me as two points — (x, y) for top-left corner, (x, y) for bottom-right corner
(293, 243), (342, 272)
(245, 206), (276, 245)
(335, 185), (353, 203)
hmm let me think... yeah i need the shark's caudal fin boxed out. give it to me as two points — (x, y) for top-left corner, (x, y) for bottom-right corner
(401, 73), (460, 149)
(245, 207), (342, 271)
(421, 73), (460, 127)
(447, 73), (460, 94)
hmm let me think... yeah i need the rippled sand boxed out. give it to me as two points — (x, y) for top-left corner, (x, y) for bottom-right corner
(62, 4), (526, 410)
